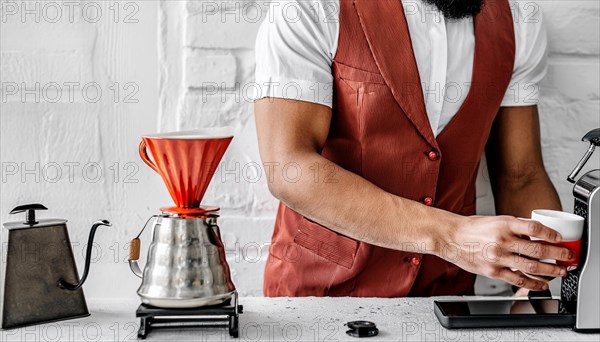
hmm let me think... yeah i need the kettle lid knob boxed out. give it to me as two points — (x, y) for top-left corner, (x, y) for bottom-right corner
(9, 203), (48, 225)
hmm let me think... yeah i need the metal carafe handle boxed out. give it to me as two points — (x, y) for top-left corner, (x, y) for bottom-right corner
(128, 216), (159, 278)
(58, 219), (112, 291)
(567, 128), (600, 183)
(129, 239), (143, 278)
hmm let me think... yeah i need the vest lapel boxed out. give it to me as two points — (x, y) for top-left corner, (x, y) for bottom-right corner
(354, 0), (437, 149)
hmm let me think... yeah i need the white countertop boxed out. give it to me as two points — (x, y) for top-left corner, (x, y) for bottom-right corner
(2, 297), (598, 341)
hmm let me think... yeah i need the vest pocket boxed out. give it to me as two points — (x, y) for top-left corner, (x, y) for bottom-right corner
(334, 61), (385, 84)
(293, 217), (359, 269)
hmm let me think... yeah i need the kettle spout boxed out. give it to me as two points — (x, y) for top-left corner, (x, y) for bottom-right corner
(58, 219), (112, 291)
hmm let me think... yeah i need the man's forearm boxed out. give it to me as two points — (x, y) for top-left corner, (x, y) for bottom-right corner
(492, 171), (562, 218)
(486, 106), (562, 218)
(267, 152), (461, 255)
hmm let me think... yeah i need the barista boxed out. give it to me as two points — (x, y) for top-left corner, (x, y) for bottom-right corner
(253, 0), (573, 296)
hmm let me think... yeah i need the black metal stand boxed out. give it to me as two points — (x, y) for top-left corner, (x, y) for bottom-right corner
(135, 293), (242, 339)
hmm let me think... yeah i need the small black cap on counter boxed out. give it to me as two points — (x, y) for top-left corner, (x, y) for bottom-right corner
(345, 320), (379, 338)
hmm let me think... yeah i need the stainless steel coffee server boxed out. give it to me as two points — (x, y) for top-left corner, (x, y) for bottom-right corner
(562, 128), (600, 332)
(128, 212), (237, 309)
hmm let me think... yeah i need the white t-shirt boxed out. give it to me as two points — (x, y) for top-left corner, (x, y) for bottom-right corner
(253, 0), (548, 136)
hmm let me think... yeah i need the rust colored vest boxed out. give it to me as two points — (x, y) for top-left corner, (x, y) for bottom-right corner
(264, 0), (515, 297)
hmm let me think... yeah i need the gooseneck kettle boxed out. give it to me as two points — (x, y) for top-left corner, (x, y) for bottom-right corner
(0, 204), (111, 329)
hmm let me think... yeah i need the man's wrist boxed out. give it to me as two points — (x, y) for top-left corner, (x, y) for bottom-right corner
(427, 209), (465, 257)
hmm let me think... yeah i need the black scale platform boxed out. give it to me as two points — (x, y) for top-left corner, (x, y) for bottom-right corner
(136, 300), (243, 339)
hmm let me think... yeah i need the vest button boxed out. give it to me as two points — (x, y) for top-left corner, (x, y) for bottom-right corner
(410, 257), (420, 266)
(428, 151), (439, 161)
(423, 197), (433, 206)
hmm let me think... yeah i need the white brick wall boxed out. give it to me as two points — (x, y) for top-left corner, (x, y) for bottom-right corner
(0, 0), (599, 299)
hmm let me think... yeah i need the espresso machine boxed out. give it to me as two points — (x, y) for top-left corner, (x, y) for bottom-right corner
(561, 128), (600, 332)
(127, 128), (242, 339)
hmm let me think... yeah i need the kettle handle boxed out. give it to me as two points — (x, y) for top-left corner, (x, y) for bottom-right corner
(58, 219), (112, 291)
(128, 238), (143, 278)
(128, 215), (158, 278)
(139, 140), (160, 174)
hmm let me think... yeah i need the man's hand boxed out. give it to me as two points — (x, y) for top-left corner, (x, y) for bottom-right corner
(439, 215), (572, 290)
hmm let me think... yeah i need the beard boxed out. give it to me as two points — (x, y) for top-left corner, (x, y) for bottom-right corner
(422, 0), (485, 20)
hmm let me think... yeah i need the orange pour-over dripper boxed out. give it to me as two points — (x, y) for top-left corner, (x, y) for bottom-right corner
(138, 128), (234, 216)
